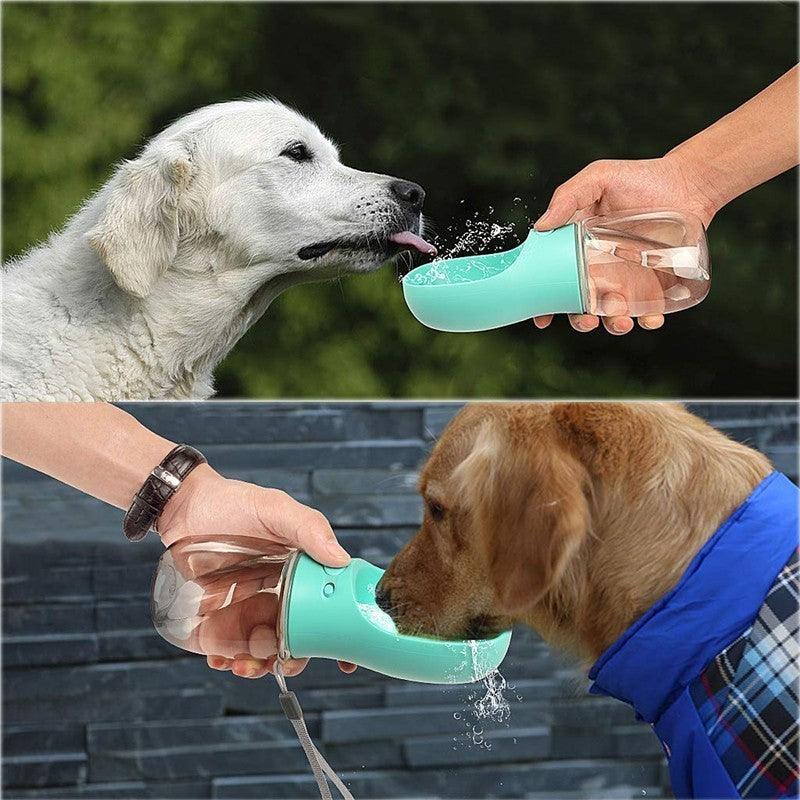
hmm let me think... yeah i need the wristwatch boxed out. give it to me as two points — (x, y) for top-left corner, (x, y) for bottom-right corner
(123, 444), (207, 541)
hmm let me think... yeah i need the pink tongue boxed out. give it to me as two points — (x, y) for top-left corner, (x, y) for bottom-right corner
(389, 231), (437, 256)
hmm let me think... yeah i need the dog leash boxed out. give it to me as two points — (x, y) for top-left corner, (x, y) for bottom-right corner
(274, 661), (355, 800)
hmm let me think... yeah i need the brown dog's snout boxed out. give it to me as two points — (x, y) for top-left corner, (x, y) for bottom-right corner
(374, 585), (392, 614)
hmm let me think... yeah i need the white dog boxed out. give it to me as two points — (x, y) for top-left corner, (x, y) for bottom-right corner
(1, 99), (434, 400)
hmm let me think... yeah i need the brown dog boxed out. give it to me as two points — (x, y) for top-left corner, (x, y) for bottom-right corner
(376, 402), (772, 664)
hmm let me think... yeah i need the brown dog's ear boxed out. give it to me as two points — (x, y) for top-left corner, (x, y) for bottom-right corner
(453, 419), (591, 616)
(87, 141), (192, 298)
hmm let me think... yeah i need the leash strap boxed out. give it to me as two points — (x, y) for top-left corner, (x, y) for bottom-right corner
(274, 662), (355, 800)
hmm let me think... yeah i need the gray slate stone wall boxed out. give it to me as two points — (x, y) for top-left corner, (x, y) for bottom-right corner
(3, 402), (797, 799)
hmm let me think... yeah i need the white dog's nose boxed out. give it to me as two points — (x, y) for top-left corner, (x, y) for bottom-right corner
(390, 180), (426, 213)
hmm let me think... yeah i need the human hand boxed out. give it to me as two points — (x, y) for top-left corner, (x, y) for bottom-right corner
(532, 153), (717, 334)
(158, 464), (358, 679)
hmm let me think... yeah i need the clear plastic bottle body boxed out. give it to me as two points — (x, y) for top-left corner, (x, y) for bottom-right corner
(579, 210), (711, 317)
(150, 534), (295, 657)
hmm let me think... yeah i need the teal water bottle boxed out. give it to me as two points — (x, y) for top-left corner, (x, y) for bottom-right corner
(403, 209), (711, 332)
(151, 536), (511, 684)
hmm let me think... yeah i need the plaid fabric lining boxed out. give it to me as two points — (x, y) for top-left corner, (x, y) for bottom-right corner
(690, 549), (799, 799)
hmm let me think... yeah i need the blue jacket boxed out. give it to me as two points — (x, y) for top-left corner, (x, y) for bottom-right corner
(588, 472), (799, 799)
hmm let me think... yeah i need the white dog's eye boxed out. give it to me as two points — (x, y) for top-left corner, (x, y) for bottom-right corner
(280, 142), (313, 163)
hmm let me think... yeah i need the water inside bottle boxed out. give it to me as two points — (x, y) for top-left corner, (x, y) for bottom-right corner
(581, 212), (710, 316)
(151, 536), (293, 655)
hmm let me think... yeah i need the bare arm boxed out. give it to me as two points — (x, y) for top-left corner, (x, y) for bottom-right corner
(1, 402), (352, 679)
(2, 403), (175, 510)
(535, 65), (799, 336)
(668, 65), (800, 215)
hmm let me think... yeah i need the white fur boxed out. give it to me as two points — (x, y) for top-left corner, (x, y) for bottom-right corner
(2, 99), (423, 400)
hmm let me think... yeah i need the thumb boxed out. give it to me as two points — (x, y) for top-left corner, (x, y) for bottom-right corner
(256, 488), (351, 568)
(534, 165), (605, 231)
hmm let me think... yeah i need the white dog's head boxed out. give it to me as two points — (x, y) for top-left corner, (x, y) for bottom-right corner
(87, 99), (434, 299)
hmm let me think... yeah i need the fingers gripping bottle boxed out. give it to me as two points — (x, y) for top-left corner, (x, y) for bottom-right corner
(150, 535), (512, 684)
(402, 209), (711, 331)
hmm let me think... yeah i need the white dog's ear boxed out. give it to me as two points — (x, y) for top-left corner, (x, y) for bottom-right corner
(88, 142), (193, 298)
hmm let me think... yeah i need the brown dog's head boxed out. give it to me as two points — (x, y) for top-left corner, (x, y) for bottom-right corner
(377, 403), (591, 643)
(377, 402), (771, 660)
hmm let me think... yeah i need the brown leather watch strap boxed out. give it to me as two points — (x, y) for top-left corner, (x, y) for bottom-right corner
(123, 445), (207, 542)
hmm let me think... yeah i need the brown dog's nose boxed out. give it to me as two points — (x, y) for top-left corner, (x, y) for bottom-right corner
(374, 585), (392, 614)
(390, 180), (426, 213)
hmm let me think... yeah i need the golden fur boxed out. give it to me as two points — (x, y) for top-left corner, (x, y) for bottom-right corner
(377, 402), (772, 664)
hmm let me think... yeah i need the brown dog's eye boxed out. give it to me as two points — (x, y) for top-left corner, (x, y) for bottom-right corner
(427, 500), (445, 520)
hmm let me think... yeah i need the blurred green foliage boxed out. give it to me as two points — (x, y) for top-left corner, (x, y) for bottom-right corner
(3, 3), (797, 398)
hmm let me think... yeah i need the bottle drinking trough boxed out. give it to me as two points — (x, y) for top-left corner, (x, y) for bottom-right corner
(402, 209), (711, 332)
(150, 535), (511, 684)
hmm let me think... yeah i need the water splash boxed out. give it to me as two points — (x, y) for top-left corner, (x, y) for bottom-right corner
(434, 214), (517, 262)
(473, 669), (512, 723)
(451, 668), (516, 752)
(403, 206), (520, 286)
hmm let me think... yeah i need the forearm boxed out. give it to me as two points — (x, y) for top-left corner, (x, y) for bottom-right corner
(667, 65), (799, 214)
(1, 403), (177, 510)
